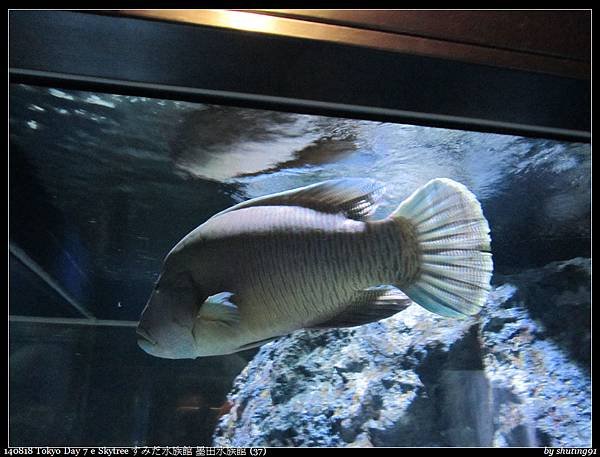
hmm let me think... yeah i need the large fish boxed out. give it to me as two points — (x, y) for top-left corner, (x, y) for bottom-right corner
(137, 178), (492, 359)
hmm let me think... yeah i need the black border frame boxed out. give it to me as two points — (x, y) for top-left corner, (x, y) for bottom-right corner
(9, 10), (591, 142)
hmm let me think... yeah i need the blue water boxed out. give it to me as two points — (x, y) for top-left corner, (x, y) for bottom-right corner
(8, 84), (591, 446)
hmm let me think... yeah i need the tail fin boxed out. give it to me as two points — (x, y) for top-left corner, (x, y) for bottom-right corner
(391, 178), (493, 318)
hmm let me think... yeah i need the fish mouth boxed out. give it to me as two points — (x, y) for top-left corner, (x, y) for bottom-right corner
(136, 327), (158, 346)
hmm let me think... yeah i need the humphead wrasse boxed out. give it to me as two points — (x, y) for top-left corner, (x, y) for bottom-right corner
(137, 178), (493, 359)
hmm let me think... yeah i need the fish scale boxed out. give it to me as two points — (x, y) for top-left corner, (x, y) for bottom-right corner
(221, 208), (379, 335)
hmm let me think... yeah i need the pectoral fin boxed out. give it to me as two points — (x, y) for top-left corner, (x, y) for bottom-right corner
(212, 178), (386, 221)
(197, 292), (240, 328)
(309, 287), (412, 329)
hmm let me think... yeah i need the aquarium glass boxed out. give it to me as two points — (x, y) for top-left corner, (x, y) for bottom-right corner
(8, 84), (591, 447)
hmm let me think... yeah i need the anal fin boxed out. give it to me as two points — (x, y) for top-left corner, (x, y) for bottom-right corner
(309, 287), (412, 329)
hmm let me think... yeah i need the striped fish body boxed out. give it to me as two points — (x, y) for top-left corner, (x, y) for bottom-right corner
(172, 205), (416, 351)
(136, 178), (492, 359)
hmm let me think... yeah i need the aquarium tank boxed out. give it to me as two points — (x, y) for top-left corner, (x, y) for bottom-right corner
(8, 83), (591, 448)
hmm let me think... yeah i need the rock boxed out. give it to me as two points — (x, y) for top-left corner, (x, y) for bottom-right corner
(480, 258), (591, 447)
(494, 257), (591, 367)
(213, 258), (591, 447)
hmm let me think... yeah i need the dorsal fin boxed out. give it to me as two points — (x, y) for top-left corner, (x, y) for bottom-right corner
(213, 178), (386, 221)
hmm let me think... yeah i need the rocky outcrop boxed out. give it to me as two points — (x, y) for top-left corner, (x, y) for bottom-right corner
(213, 258), (591, 447)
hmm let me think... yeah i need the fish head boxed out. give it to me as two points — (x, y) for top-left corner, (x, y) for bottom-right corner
(137, 271), (200, 359)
